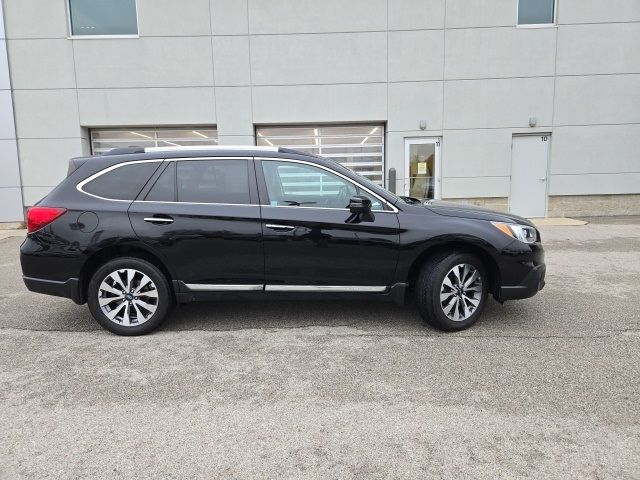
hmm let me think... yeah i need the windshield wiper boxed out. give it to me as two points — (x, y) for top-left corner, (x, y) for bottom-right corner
(399, 196), (422, 205)
(283, 200), (317, 206)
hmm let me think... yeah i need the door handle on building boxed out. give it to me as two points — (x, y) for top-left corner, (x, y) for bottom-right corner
(539, 178), (547, 182)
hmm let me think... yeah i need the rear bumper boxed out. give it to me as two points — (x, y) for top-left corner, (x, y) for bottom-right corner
(498, 264), (546, 301)
(23, 276), (83, 304)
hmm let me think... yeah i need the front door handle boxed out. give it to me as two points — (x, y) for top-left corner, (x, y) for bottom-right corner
(265, 224), (295, 232)
(144, 215), (174, 224)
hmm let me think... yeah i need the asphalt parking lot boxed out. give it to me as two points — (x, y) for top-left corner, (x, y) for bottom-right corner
(1, 219), (639, 479)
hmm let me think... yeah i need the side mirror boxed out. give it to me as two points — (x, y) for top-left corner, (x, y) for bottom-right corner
(349, 195), (372, 214)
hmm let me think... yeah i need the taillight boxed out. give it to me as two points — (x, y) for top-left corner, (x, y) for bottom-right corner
(26, 207), (67, 234)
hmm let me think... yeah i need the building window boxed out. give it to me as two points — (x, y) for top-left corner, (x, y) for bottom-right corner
(517, 0), (556, 26)
(90, 128), (218, 155)
(68, 0), (138, 36)
(256, 124), (385, 186)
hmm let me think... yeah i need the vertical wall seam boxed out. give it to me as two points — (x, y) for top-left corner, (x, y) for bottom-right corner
(385, 0), (389, 189)
(441, 0), (447, 135)
(208, 0), (218, 132)
(1, 0), (26, 216)
(65, 0), (83, 145)
(246, 0), (255, 143)
(440, 0), (448, 198)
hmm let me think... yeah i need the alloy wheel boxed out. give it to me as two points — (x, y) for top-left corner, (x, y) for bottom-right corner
(439, 263), (483, 322)
(98, 268), (159, 326)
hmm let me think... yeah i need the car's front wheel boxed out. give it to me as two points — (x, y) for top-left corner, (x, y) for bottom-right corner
(87, 257), (172, 335)
(415, 252), (488, 331)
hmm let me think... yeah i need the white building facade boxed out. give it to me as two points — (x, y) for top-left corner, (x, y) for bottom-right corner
(1, 0), (639, 222)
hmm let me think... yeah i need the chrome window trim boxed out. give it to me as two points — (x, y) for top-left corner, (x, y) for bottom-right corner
(133, 200), (257, 207)
(185, 284), (263, 292)
(76, 159), (162, 202)
(183, 284), (389, 293)
(256, 157), (399, 214)
(265, 285), (388, 293)
(76, 157), (254, 203)
(260, 204), (395, 214)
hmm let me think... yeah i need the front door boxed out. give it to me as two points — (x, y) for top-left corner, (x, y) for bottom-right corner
(510, 134), (550, 218)
(128, 158), (264, 288)
(404, 138), (441, 199)
(257, 158), (400, 289)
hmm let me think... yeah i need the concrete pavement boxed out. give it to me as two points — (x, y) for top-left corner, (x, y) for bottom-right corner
(0, 220), (638, 479)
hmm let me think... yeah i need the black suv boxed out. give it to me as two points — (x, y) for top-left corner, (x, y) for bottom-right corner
(21, 146), (545, 335)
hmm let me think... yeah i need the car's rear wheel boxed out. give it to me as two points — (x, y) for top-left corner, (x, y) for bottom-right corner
(87, 257), (172, 335)
(415, 252), (488, 331)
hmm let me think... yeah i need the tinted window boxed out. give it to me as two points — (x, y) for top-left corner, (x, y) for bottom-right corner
(69, 0), (138, 36)
(518, 0), (555, 24)
(262, 160), (383, 210)
(83, 162), (159, 200)
(145, 162), (176, 202)
(177, 160), (251, 204)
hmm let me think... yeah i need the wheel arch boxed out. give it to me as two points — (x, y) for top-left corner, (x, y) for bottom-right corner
(79, 243), (176, 304)
(405, 241), (501, 297)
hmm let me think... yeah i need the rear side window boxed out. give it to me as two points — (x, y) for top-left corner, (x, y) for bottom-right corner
(177, 160), (251, 204)
(145, 162), (176, 202)
(82, 162), (159, 200)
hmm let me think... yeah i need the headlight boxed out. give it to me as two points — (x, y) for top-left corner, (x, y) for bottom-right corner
(491, 222), (537, 244)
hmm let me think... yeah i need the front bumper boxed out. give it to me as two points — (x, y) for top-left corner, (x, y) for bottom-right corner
(23, 276), (83, 304)
(498, 263), (546, 301)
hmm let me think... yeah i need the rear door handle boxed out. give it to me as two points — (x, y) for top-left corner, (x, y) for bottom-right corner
(144, 215), (174, 224)
(265, 224), (295, 232)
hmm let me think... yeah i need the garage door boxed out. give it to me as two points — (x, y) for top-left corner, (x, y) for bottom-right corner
(256, 124), (385, 185)
(91, 127), (218, 155)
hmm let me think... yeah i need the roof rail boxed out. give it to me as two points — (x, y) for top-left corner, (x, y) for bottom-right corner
(278, 147), (319, 157)
(103, 146), (146, 155)
(144, 145), (279, 153)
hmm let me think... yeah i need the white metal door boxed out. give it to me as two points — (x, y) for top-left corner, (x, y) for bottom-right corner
(510, 134), (550, 218)
(404, 138), (441, 199)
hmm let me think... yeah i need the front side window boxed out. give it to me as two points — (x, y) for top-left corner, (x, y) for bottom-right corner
(262, 161), (383, 210)
(82, 162), (159, 200)
(176, 160), (251, 205)
(517, 0), (555, 25)
(69, 0), (138, 36)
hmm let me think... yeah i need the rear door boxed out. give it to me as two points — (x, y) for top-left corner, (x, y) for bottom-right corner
(128, 157), (264, 289)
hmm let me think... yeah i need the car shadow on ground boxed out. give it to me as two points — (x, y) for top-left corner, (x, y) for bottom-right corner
(13, 293), (541, 335)
(156, 294), (537, 335)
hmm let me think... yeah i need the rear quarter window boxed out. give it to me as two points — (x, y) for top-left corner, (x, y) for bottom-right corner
(81, 162), (160, 200)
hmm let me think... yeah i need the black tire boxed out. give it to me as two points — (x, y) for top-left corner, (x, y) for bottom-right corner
(87, 257), (172, 336)
(415, 251), (489, 332)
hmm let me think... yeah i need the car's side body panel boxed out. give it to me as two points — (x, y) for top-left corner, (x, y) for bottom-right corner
(20, 147), (545, 313)
(129, 201), (264, 286)
(259, 205), (400, 287)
